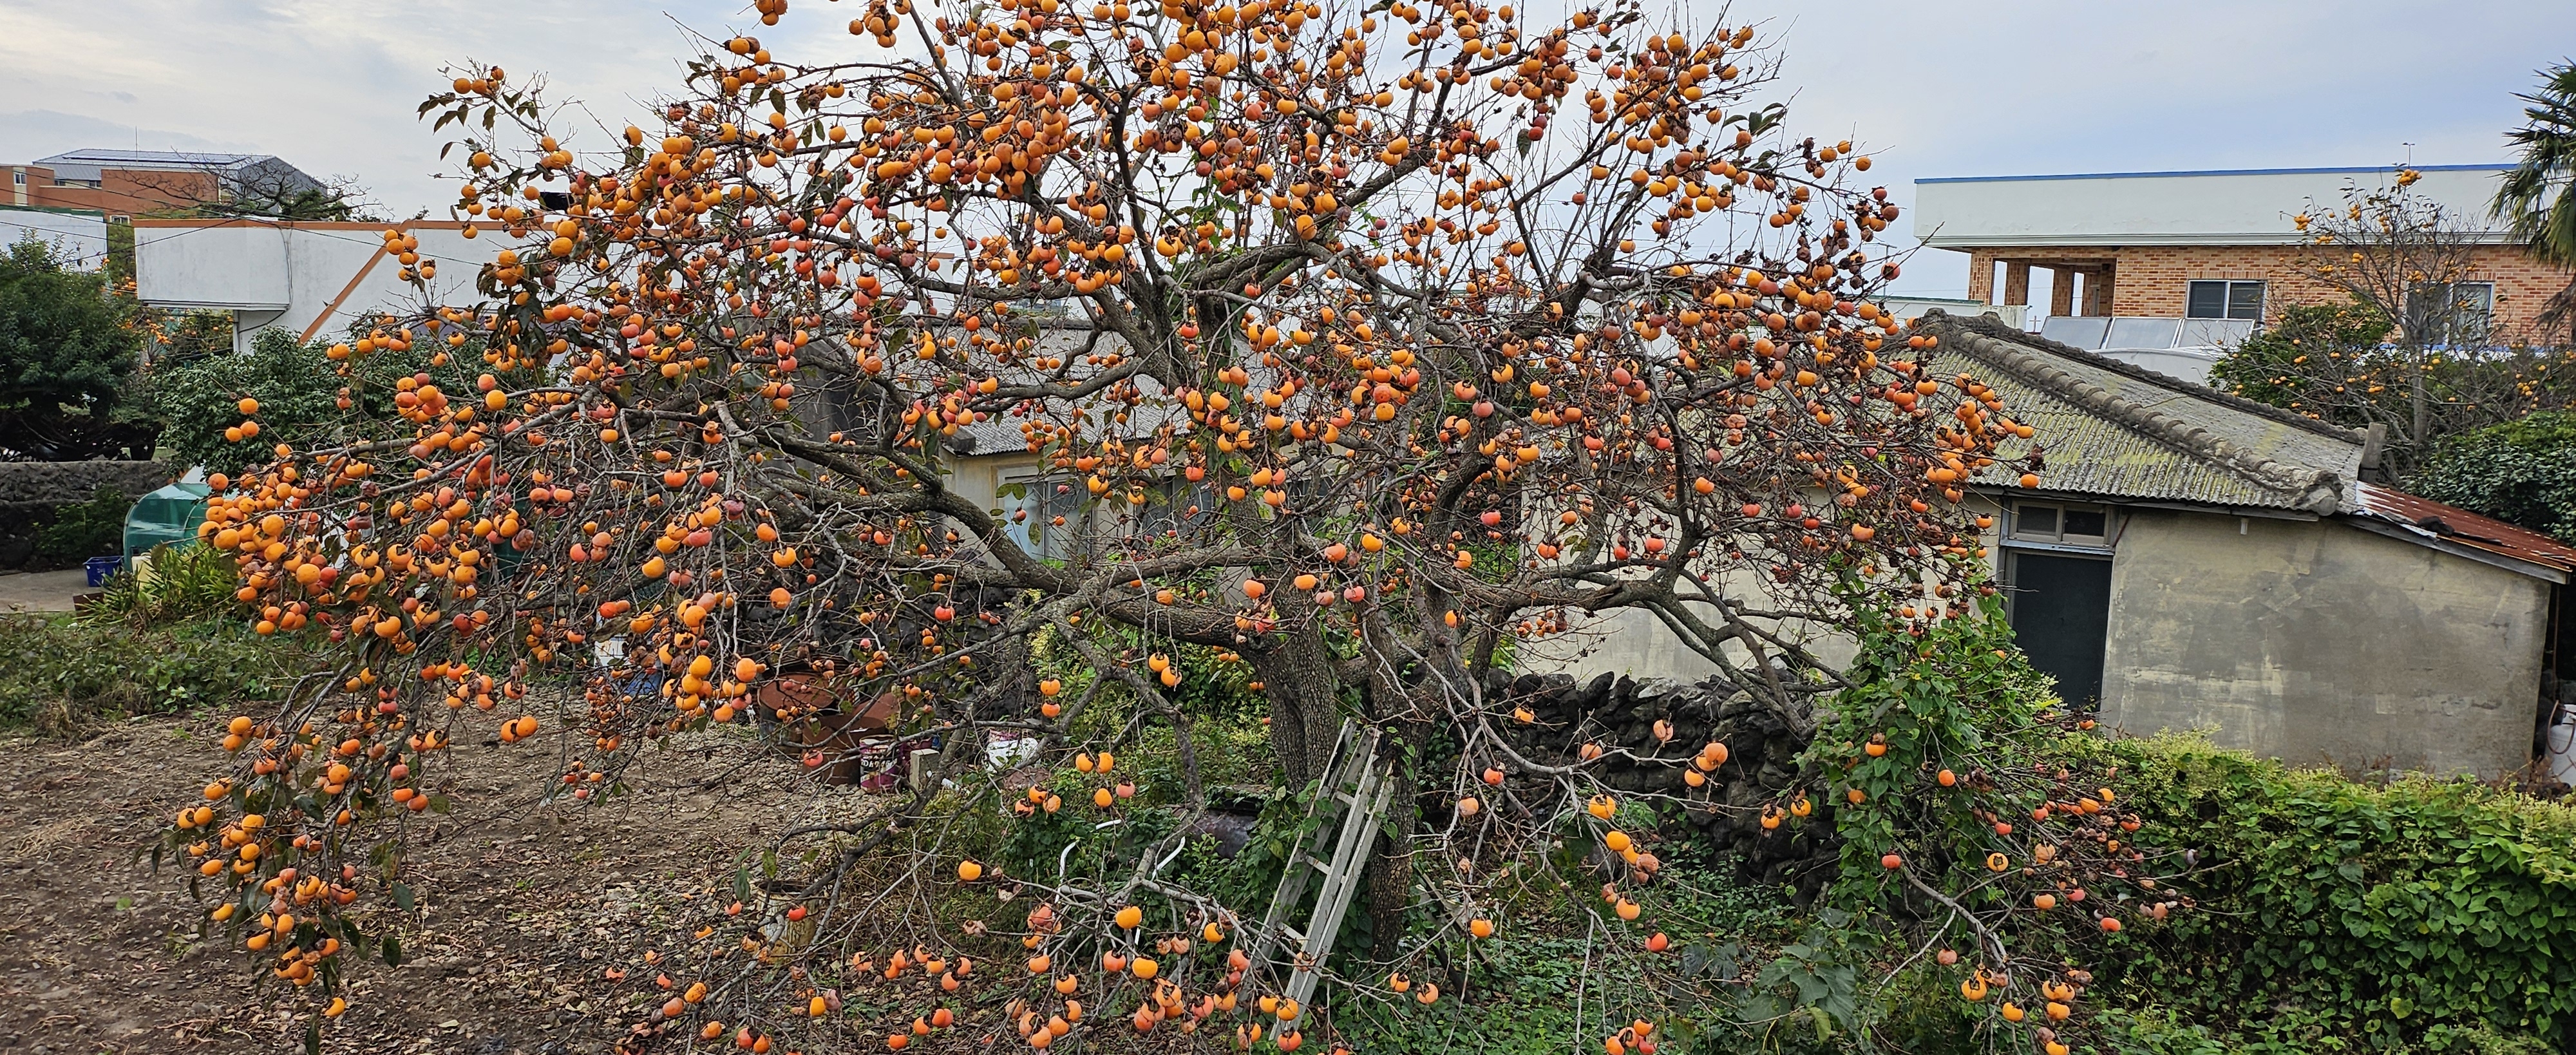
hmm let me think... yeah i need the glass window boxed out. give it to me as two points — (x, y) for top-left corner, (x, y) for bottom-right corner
(2185, 281), (2226, 319)
(1135, 479), (1213, 541)
(2226, 281), (2264, 320)
(2187, 280), (2264, 321)
(2405, 282), (2496, 347)
(2015, 502), (2112, 544)
(1000, 474), (1081, 560)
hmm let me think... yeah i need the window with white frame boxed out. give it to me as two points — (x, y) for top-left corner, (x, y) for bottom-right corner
(2011, 501), (2110, 546)
(2404, 281), (2495, 347)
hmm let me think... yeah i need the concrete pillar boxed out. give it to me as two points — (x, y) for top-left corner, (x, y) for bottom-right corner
(2082, 265), (2115, 317)
(2049, 269), (2075, 317)
(909, 748), (940, 794)
(2002, 262), (2031, 307)
(1965, 249), (1996, 304)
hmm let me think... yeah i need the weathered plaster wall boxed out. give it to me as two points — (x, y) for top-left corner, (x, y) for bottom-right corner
(1531, 497), (2548, 779)
(2100, 508), (2546, 778)
(1515, 495), (2005, 683)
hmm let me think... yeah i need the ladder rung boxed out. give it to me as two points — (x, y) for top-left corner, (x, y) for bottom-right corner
(1307, 855), (1334, 871)
(1280, 924), (1304, 942)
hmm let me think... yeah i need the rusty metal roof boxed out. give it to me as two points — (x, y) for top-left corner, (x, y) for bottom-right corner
(2349, 482), (2576, 576)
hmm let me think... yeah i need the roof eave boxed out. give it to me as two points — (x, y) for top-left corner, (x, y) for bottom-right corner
(1920, 231), (2522, 250)
(2342, 517), (2570, 584)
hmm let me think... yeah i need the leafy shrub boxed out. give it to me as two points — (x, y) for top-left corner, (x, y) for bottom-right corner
(32, 484), (130, 564)
(0, 614), (298, 734)
(2207, 301), (2396, 419)
(79, 542), (245, 629)
(126, 327), (467, 476)
(2081, 734), (2576, 1051)
(2412, 410), (2576, 542)
(0, 236), (153, 459)
(2207, 299), (2576, 475)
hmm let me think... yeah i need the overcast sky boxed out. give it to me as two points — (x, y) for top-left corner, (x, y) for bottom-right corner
(3, 0), (2571, 298)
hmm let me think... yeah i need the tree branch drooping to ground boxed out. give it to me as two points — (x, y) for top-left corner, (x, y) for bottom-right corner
(164, 1), (2174, 1050)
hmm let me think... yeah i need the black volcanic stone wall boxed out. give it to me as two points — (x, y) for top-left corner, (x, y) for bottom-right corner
(1488, 670), (1842, 900)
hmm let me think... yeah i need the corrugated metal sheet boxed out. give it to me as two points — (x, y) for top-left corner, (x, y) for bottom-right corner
(2350, 482), (2576, 575)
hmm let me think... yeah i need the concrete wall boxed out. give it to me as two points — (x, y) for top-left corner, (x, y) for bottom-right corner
(1915, 164), (2514, 249)
(1517, 494), (2006, 683)
(1530, 497), (2551, 779)
(2101, 508), (2547, 778)
(0, 207), (109, 270)
(135, 220), (489, 352)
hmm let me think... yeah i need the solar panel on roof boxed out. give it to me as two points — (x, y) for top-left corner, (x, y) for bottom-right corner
(2040, 316), (2112, 349)
(2105, 317), (2181, 348)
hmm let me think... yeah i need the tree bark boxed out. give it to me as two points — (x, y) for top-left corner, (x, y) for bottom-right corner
(1249, 622), (1343, 789)
(1367, 752), (1421, 962)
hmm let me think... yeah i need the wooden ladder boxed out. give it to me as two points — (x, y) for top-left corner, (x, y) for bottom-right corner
(1248, 719), (1397, 1027)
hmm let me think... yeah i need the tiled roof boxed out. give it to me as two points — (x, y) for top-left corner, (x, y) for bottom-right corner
(1917, 311), (2365, 513)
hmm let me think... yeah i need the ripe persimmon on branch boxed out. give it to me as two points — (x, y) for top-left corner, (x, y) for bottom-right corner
(156, 0), (2154, 1049)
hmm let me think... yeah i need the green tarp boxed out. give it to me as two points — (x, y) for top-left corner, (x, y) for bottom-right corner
(123, 482), (210, 559)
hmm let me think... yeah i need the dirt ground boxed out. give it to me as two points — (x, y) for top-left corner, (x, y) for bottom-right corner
(0, 710), (885, 1054)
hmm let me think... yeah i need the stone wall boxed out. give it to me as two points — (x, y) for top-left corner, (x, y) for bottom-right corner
(1493, 671), (1839, 899)
(0, 461), (177, 571)
(0, 461), (175, 506)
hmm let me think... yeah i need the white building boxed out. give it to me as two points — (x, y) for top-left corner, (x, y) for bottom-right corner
(134, 218), (487, 352)
(0, 207), (111, 271)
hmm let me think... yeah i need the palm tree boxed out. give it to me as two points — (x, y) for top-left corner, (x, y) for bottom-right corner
(2496, 61), (2576, 344)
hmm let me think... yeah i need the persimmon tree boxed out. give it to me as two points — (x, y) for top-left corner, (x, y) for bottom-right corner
(2213, 173), (2576, 475)
(167, 0), (2174, 1050)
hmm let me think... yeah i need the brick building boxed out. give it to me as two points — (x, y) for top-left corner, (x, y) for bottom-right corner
(1911, 164), (2575, 359)
(4, 149), (323, 219)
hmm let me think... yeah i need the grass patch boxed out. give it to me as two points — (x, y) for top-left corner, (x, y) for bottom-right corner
(0, 613), (301, 734)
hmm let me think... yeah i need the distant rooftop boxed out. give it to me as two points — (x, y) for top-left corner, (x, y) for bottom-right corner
(1918, 163), (2513, 185)
(1912, 163), (2517, 249)
(30, 149), (322, 194)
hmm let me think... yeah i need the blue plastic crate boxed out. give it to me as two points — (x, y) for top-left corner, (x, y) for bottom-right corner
(84, 555), (124, 587)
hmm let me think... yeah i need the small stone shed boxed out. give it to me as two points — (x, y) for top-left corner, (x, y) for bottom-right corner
(1910, 313), (2576, 779)
(1530, 314), (2576, 779)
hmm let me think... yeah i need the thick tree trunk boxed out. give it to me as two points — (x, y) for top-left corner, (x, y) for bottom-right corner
(1367, 758), (1421, 962)
(1249, 623), (1343, 789)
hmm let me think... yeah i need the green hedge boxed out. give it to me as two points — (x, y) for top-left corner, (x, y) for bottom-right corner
(2412, 410), (2576, 543)
(2087, 735), (2576, 1052)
